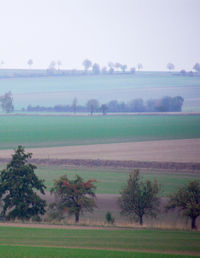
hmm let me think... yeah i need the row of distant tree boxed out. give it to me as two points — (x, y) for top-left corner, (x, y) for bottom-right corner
(0, 92), (184, 114)
(0, 146), (199, 229)
(25, 96), (184, 114)
(1, 59), (199, 76)
(42, 59), (200, 76)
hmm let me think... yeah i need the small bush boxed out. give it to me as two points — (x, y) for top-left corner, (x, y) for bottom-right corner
(105, 211), (115, 224)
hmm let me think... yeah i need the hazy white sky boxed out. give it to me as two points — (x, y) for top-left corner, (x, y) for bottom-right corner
(0, 0), (199, 71)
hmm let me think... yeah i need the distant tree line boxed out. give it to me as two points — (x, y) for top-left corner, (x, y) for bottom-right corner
(168, 62), (200, 77)
(25, 96), (184, 114)
(1, 59), (200, 79)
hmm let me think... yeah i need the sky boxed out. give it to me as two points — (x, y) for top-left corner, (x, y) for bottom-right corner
(0, 0), (199, 71)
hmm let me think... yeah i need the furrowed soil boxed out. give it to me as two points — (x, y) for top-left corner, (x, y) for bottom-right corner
(0, 139), (199, 165)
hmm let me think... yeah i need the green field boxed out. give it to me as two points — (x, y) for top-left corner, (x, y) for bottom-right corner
(0, 115), (200, 149)
(0, 227), (199, 257)
(0, 246), (193, 258)
(33, 166), (200, 196)
(0, 72), (199, 109)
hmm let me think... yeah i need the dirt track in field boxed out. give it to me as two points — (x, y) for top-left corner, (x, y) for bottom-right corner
(0, 138), (200, 163)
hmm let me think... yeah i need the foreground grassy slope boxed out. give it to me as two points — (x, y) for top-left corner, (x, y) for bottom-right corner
(34, 166), (200, 196)
(0, 115), (200, 149)
(0, 227), (199, 255)
(0, 246), (193, 258)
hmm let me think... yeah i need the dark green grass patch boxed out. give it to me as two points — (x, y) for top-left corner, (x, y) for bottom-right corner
(35, 166), (200, 196)
(0, 227), (199, 255)
(0, 115), (200, 149)
(0, 245), (194, 258)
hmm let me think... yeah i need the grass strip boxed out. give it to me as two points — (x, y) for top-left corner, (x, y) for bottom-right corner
(34, 166), (200, 196)
(0, 226), (199, 254)
(0, 245), (195, 258)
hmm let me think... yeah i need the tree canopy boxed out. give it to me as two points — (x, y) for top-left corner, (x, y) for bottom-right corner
(50, 175), (96, 223)
(87, 99), (99, 115)
(167, 63), (175, 71)
(0, 146), (46, 220)
(119, 169), (160, 225)
(0, 91), (14, 113)
(166, 180), (200, 229)
(82, 59), (92, 71)
(193, 63), (200, 73)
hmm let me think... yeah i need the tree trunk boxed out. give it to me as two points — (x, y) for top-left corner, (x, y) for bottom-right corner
(191, 216), (197, 230)
(139, 216), (143, 225)
(75, 212), (79, 223)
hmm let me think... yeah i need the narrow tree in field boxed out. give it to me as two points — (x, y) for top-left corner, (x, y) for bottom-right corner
(0, 91), (14, 113)
(137, 63), (143, 71)
(27, 59), (33, 69)
(72, 97), (78, 113)
(119, 169), (160, 225)
(82, 59), (92, 72)
(166, 180), (200, 230)
(87, 99), (99, 115)
(100, 104), (108, 115)
(50, 175), (96, 223)
(0, 146), (46, 220)
(167, 63), (175, 71)
(193, 63), (200, 73)
(120, 64), (127, 73)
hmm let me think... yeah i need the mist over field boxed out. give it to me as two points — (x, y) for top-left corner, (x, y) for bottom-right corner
(0, 1), (199, 257)
(0, 72), (199, 111)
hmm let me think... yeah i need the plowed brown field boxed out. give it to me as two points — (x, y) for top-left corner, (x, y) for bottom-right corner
(0, 138), (200, 163)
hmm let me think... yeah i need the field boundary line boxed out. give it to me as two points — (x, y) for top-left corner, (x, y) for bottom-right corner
(1, 158), (200, 171)
(1, 112), (200, 117)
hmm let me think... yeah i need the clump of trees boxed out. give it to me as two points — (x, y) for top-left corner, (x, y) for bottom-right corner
(147, 96), (184, 112)
(0, 146), (46, 220)
(177, 62), (200, 77)
(81, 59), (137, 75)
(25, 96), (184, 114)
(50, 175), (97, 223)
(119, 169), (160, 225)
